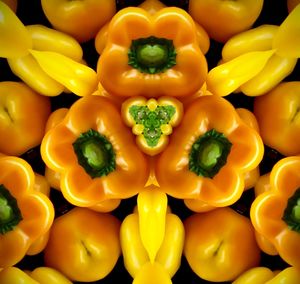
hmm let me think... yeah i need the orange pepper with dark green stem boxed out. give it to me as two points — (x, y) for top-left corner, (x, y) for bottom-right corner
(155, 94), (264, 207)
(41, 95), (150, 207)
(97, 7), (207, 98)
(250, 156), (300, 268)
(0, 156), (54, 268)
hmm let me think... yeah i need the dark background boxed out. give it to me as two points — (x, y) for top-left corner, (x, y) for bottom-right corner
(0, 0), (298, 283)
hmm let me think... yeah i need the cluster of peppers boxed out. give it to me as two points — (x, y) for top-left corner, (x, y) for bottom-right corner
(0, 0), (300, 283)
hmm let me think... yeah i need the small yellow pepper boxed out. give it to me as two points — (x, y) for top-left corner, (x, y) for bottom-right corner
(97, 7), (207, 98)
(120, 189), (184, 283)
(250, 156), (300, 268)
(0, 1), (31, 58)
(0, 156), (54, 268)
(0, 266), (72, 284)
(121, 96), (183, 156)
(233, 266), (300, 284)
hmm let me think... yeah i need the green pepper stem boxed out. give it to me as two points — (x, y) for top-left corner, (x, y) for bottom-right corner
(128, 36), (176, 74)
(0, 184), (22, 235)
(282, 188), (300, 233)
(73, 129), (116, 179)
(189, 129), (232, 178)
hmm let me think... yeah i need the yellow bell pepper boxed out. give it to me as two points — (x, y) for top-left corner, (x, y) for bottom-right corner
(184, 207), (261, 282)
(155, 94), (264, 207)
(97, 7), (207, 98)
(0, 1), (31, 58)
(121, 96), (183, 156)
(254, 81), (300, 156)
(120, 189), (184, 283)
(0, 156), (54, 268)
(44, 207), (121, 282)
(233, 266), (300, 284)
(250, 156), (300, 268)
(41, 95), (150, 207)
(0, 81), (51, 156)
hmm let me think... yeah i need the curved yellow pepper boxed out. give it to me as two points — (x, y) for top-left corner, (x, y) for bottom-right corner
(121, 96), (183, 156)
(0, 266), (72, 284)
(155, 94), (264, 207)
(0, 1), (31, 58)
(250, 156), (300, 268)
(120, 189), (184, 283)
(233, 266), (300, 284)
(97, 7), (207, 98)
(0, 156), (54, 268)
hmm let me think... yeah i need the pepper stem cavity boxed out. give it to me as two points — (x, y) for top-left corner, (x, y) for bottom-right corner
(128, 36), (176, 74)
(189, 129), (232, 178)
(73, 129), (116, 179)
(282, 188), (300, 233)
(0, 184), (22, 235)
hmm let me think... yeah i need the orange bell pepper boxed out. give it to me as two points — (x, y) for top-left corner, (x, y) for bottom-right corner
(41, 95), (150, 207)
(250, 156), (300, 268)
(0, 156), (54, 268)
(155, 94), (264, 207)
(97, 7), (207, 98)
(95, 0), (210, 55)
(254, 81), (300, 156)
(44, 207), (121, 282)
(0, 81), (51, 156)
(41, 0), (116, 43)
(121, 96), (183, 156)
(1, 0), (17, 13)
(184, 207), (261, 282)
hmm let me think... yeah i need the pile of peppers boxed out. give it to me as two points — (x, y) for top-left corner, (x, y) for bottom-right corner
(0, 0), (300, 283)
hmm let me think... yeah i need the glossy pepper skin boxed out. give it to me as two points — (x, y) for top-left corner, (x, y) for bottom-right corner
(155, 94), (264, 207)
(0, 81), (51, 156)
(250, 156), (300, 268)
(95, 0), (210, 56)
(221, 24), (297, 97)
(7, 24), (85, 97)
(0, 266), (73, 284)
(121, 190), (184, 283)
(44, 207), (121, 282)
(254, 82), (300, 156)
(184, 208), (261, 282)
(233, 266), (300, 284)
(41, 95), (149, 207)
(0, 156), (54, 268)
(97, 7), (207, 98)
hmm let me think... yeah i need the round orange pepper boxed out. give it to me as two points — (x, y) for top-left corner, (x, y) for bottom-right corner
(251, 156), (300, 268)
(0, 81), (51, 156)
(0, 156), (54, 268)
(44, 207), (121, 282)
(97, 7), (207, 98)
(41, 95), (150, 207)
(254, 81), (300, 156)
(41, 0), (116, 43)
(184, 207), (261, 282)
